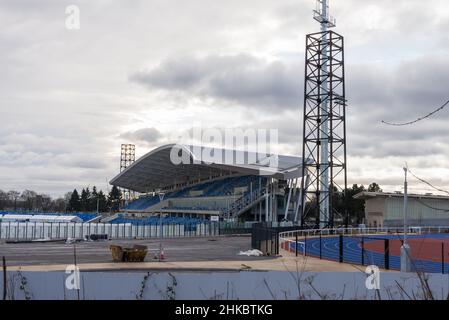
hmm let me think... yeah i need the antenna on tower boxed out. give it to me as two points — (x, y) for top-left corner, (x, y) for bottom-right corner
(313, 0), (336, 29)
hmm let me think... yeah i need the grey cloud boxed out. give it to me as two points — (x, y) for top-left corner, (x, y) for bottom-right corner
(1, 0), (449, 196)
(119, 128), (161, 144)
(349, 55), (449, 116)
(131, 54), (302, 110)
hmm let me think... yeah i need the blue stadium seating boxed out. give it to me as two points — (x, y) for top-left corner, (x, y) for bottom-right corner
(125, 194), (163, 210)
(108, 215), (207, 226)
(125, 176), (266, 212)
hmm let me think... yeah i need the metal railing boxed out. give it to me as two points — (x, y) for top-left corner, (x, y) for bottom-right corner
(279, 226), (449, 240)
(279, 226), (449, 274)
(223, 188), (266, 218)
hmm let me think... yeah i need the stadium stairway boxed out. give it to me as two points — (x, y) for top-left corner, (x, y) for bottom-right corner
(223, 187), (267, 219)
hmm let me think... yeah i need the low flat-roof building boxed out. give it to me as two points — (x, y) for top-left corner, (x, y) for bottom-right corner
(354, 192), (449, 227)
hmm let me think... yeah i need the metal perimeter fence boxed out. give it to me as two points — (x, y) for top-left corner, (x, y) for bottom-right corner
(0, 221), (226, 240)
(0, 221), (299, 241)
(279, 227), (449, 274)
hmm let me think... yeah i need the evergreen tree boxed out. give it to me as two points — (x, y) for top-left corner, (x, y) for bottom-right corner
(68, 189), (81, 212)
(108, 186), (122, 212)
(346, 184), (366, 224)
(368, 182), (382, 193)
(80, 188), (91, 212)
(90, 186), (98, 212)
(98, 190), (108, 213)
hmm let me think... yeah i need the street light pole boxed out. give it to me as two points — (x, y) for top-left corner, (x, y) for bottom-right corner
(403, 166), (407, 245)
(401, 165), (412, 272)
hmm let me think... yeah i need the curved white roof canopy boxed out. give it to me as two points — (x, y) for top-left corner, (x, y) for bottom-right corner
(110, 144), (304, 193)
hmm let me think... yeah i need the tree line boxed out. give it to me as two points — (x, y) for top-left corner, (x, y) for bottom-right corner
(0, 185), (122, 213)
(335, 182), (382, 225)
(300, 182), (382, 226)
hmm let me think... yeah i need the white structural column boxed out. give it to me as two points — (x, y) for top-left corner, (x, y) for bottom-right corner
(311, 0), (335, 228)
(296, 174), (310, 222)
(319, 0), (330, 228)
(284, 179), (296, 220)
(265, 178), (269, 222)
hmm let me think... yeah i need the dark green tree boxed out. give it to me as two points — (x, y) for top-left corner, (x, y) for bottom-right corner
(90, 186), (98, 212)
(98, 190), (108, 213)
(345, 184), (366, 224)
(80, 188), (91, 212)
(108, 186), (122, 212)
(368, 182), (382, 193)
(68, 189), (81, 212)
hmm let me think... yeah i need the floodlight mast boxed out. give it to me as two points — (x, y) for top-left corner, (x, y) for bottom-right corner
(315, 0), (335, 228)
(301, 0), (346, 229)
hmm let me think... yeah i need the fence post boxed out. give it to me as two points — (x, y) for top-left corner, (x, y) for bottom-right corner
(304, 234), (307, 257)
(339, 235), (344, 263)
(442, 242), (445, 275)
(361, 237), (365, 266)
(265, 228), (268, 255)
(295, 232), (298, 257)
(2, 256), (6, 300)
(275, 230), (279, 255)
(319, 234), (322, 259)
(384, 239), (390, 270)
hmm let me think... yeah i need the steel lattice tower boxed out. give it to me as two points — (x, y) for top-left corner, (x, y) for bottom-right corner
(300, 0), (347, 228)
(120, 144), (136, 201)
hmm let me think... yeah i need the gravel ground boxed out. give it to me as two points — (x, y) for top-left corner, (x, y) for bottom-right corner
(0, 235), (274, 266)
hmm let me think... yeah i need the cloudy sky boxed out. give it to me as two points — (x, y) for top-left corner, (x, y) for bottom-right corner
(1, 0), (449, 197)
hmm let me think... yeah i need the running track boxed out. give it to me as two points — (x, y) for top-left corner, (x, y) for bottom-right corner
(285, 233), (449, 273)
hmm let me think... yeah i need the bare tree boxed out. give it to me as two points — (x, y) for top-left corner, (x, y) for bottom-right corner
(21, 190), (37, 211)
(7, 191), (20, 211)
(53, 198), (67, 212)
(0, 189), (8, 210)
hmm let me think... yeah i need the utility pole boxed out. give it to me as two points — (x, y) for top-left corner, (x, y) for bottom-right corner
(403, 166), (408, 244)
(401, 165), (412, 272)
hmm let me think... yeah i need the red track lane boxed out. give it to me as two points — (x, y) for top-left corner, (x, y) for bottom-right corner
(365, 238), (449, 263)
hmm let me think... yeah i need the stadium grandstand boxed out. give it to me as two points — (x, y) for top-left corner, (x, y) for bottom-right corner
(110, 144), (304, 222)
